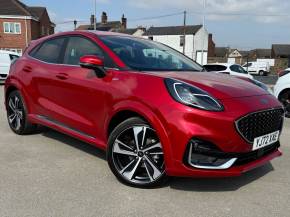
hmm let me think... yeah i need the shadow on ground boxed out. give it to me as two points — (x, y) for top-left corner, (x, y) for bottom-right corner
(40, 128), (274, 192)
(41, 128), (106, 161)
(168, 163), (274, 192)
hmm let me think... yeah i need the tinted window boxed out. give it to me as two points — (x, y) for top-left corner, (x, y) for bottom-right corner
(99, 36), (203, 72)
(31, 38), (65, 63)
(9, 54), (19, 61)
(243, 63), (252, 67)
(230, 65), (248, 74)
(204, 65), (227, 72)
(63, 36), (104, 66)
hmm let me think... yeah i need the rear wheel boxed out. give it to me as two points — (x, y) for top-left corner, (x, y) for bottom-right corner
(279, 90), (290, 118)
(259, 70), (264, 76)
(107, 117), (166, 187)
(6, 90), (37, 134)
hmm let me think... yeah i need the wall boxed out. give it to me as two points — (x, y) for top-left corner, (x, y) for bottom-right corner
(193, 27), (208, 64)
(144, 34), (194, 59)
(0, 18), (29, 53)
(143, 27), (209, 64)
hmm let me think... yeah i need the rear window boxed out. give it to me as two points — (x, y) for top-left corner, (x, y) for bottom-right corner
(204, 65), (227, 72)
(30, 37), (65, 64)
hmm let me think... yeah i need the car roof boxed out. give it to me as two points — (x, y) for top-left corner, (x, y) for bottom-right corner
(204, 63), (235, 67)
(0, 50), (20, 56)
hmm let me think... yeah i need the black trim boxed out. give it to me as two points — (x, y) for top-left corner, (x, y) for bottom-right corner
(37, 115), (95, 139)
(183, 138), (280, 168)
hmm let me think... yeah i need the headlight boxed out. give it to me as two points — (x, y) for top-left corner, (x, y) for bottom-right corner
(251, 79), (273, 95)
(164, 78), (224, 111)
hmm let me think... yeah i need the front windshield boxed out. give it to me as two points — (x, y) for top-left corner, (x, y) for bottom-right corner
(99, 35), (203, 72)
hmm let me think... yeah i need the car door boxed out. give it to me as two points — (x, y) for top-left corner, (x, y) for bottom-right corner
(25, 37), (67, 117)
(44, 35), (116, 139)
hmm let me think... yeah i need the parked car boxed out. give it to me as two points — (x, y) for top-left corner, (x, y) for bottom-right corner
(242, 61), (270, 76)
(203, 63), (254, 79)
(5, 31), (284, 187)
(274, 68), (290, 117)
(0, 50), (20, 83)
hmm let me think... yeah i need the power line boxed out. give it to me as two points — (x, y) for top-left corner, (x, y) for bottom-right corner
(127, 11), (184, 22)
(188, 11), (290, 17)
(56, 20), (87, 25)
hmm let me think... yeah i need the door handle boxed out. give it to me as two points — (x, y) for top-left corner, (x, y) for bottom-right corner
(23, 66), (32, 73)
(56, 73), (69, 80)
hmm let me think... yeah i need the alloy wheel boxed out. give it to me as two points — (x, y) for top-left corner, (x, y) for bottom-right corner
(111, 125), (165, 185)
(7, 95), (24, 131)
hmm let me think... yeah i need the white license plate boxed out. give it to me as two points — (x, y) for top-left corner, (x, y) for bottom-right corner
(253, 131), (280, 151)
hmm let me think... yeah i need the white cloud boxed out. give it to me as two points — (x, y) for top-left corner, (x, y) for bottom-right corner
(127, 0), (290, 23)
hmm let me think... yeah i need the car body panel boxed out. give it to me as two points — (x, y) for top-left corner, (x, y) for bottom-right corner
(274, 69), (290, 98)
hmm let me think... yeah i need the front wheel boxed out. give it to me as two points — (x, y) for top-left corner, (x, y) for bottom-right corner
(259, 70), (265, 76)
(107, 117), (166, 187)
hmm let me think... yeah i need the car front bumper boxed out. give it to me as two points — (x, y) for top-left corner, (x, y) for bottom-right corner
(157, 94), (284, 177)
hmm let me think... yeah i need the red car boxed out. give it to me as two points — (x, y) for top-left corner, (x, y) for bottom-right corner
(4, 31), (284, 187)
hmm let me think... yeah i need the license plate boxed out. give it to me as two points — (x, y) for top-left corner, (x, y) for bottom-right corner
(253, 131), (280, 151)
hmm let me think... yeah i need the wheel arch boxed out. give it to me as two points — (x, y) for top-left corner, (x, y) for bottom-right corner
(5, 85), (19, 103)
(278, 88), (290, 100)
(105, 102), (174, 171)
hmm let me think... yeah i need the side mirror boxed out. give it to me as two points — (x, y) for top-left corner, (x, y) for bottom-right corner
(79, 55), (106, 78)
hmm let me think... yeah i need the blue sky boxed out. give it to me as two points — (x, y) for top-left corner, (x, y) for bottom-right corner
(23, 0), (290, 50)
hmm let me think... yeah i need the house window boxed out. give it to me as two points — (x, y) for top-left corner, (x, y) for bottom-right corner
(0, 48), (22, 55)
(180, 35), (185, 47)
(3, 22), (21, 34)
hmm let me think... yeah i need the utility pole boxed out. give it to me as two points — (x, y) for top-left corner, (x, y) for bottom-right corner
(73, 20), (77, 30)
(94, 0), (97, 30)
(201, 0), (206, 65)
(183, 10), (186, 54)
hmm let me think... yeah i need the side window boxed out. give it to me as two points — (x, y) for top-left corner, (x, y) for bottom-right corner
(63, 36), (104, 66)
(204, 65), (227, 72)
(9, 54), (19, 61)
(230, 65), (239, 73)
(31, 38), (65, 63)
(244, 63), (252, 67)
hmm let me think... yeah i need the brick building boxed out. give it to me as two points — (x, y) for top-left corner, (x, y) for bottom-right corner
(0, 0), (55, 54)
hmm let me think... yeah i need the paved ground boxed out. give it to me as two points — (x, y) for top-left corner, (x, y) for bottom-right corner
(0, 87), (289, 217)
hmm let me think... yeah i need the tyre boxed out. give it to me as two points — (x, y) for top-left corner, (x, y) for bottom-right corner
(107, 117), (167, 187)
(279, 90), (290, 118)
(6, 90), (37, 134)
(259, 70), (264, 76)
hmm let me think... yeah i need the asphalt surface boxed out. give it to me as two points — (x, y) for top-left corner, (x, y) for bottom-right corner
(0, 87), (289, 217)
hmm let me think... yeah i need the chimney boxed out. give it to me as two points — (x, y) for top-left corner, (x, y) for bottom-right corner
(121, 14), (127, 29)
(90, 14), (96, 26)
(101, 12), (107, 24)
(209, 33), (212, 40)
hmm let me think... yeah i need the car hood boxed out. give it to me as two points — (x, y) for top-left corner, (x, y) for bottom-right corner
(152, 71), (268, 100)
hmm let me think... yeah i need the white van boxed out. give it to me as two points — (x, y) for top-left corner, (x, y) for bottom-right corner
(0, 50), (20, 83)
(242, 61), (270, 76)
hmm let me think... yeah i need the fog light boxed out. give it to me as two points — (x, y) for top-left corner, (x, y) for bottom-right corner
(187, 139), (237, 170)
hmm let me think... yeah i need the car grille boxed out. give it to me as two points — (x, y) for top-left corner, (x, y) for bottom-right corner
(235, 108), (284, 143)
(0, 74), (7, 78)
(234, 142), (280, 166)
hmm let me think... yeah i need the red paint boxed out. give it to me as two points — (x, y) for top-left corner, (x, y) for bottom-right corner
(4, 31), (283, 177)
(80, 55), (104, 67)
